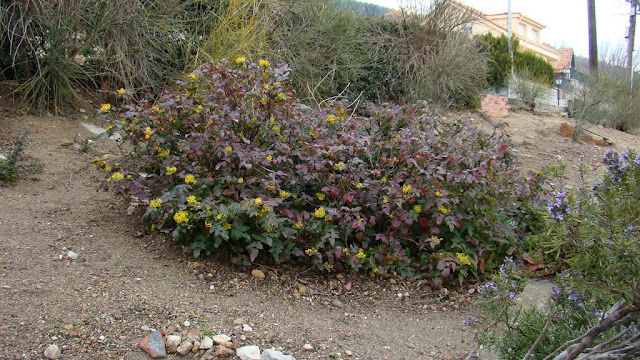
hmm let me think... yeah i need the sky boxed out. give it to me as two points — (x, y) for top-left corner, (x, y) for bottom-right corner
(363, 0), (639, 60)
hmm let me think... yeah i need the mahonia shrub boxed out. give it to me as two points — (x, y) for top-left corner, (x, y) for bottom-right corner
(97, 58), (538, 286)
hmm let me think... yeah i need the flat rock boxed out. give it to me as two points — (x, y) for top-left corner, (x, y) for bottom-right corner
(186, 328), (202, 342)
(212, 334), (232, 344)
(44, 344), (61, 359)
(139, 331), (167, 359)
(331, 299), (344, 308)
(302, 344), (314, 352)
(237, 345), (261, 360)
(242, 323), (253, 332)
(252, 269), (265, 279)
(261, 349), (296, 360)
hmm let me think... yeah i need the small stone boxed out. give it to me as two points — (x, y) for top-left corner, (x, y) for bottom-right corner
(336, 273), (345, 279)
(44, 344), (61, 359)
(200, 336), (214, 350)
(139, 331), (167, 359)
(66, 250), (78, 260)
(237, 345), (261, 360)
(192, 341), (200, 352)
(183, 320), (191, 327)
(252, 269), (266, 279)
(331, 299), (344, 308)
(79, 108), (86, 113)
(141, 325), (151, 331)
(261, 349), (296, 360)
(215, 345), (235, 358)
(212, 334), (232, 344)
(233, 318), (247, 325)
(298, 285), (307, 296)
(176, 341), (193, 356)
(240, 335), (247, 341)
(242, 323), (253, 332)
(166, 335), (182, 353)
(345, 350), (353, 356)
(302, 344), (314, 351)
(186, 328), (202, 342)
(329, 352), (341, 358)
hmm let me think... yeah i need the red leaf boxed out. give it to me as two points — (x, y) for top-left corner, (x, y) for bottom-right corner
(345, 282), (352, 291)
(342, 193), (354, 202)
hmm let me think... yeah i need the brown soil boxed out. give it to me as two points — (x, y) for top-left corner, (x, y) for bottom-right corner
(0, 102), (637, 360)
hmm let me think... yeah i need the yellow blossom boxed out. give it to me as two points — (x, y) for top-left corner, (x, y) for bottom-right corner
(305, 247), (318, 255)
(258, 59), (269, 67)
(222, 222), (232, 230)
(354, 182), (363, 189)
(370, 268), (379, 276)
(150, 199), (163, 208)
(238, 177), (244, 184)
(271, 125), (280, 132)
(308, 129), (316, 136)
(316, 193), (325, 201)
(429, 235), (442, 246)
(383, 197), (389, 204)
(278, 93), (285, 100)
(109, 172), (124, 181)
(324, 262), (334, 271)
(205, 220), (213, 228)
(456, 253), (472, 266)
(279, 190), (289, 198)
(333, 161), (345, 171)
(216, 213), (226, 220)
(224, 146), (232, 153)
(100, 103), (111, 112)
(267, 183), (276, 189)
(413, 205), (422, 213)
(235, 56), (246, 64)
(166, 166), (177, 175)
(402, 184), (412, 193)
(435, 190), (441, 197)
(254, 198), (263, 206)
(381, 177), (387, 184)
(188, 73), (197, 80)
(293, 221), (304, 230)
(327, 114), (336, 124)
(173, 210), (189, 224)
(185, 175), (197, 185)
(315, 207), (326, 219)
(144, 127), (152, 139)
(260, 97), (267, 105)
(389, 211), (395, 218)
(437, 206), (450, 214)
(266, 154), (273, 161)
(186, 195), (199, 205)
(117, 88), (126, 95)
(356, 249), (366, 259)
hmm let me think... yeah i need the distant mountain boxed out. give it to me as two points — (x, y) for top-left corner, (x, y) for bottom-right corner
(333, 0), (390, 17)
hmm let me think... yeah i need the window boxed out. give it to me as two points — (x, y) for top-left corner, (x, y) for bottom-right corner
(519, 23), (526, 37)
(532, 29), (540, 42)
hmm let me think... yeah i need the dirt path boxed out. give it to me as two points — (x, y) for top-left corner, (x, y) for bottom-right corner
(0, 115), (474, 359)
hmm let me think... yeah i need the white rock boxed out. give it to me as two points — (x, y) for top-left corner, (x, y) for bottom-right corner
(200, 336), (214, 350)
(237, 345), (261, 360)
(302, 344), (314, 351)
(44, 344), (61, 359)
(66, 251), (78, 260)
(261, 349), (296, 360)
(183, 320), (191, 327)
(166, 335), (182, 353)
(242, 323), (253, 332)
(141, 325), (150, 331)
(0, 154), (6, 161)
(212, 334), (232, 344)
(176, 341), (194, 356)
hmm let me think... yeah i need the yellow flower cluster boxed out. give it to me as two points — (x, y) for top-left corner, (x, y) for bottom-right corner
(305, 247), (318, 255)
(437, 206), (450, 214)
(235, 56), (245, 64)
(279, 190), (289, 198)
(333, 161), (346, 171)
(315, 207), (326, 219)
(369, 267), (379, 277)
(293, 221), (304, 229)
(150, 199), (163, 208)
(144, 126), (152, 139)
(413, 205), (422, 213)
(166, 166), (177, 175)
(356, 249), (366, 259)
(100, 103), (111, 112)
(186, 195), (200, 205)
(429, 235), (442, 246)
(117, 88), (126, 95)
(266, 154), (273, 161)
(308, 129), (316, 136)
(316, 193), (325, 201)
(354, 182), (363, 189)
(324, 262), (334, 271)
(435, 190), (442, 197)
(224, 146), (232, 153)
(107, 172), (124, 182)
(402, 184), (412, 193)
(456, 253), (472, 266)
(254, 198), (263, 206)
(383, 197), (389, 204)
(185, 175), (197, 185)
(154, 147), (170, 157)
(327, 115), (336, 124)
(258, 59), (269, 67)
(238, 177), (244, 184)
(222, 222), (232, 230)
(174, 210), (189, 224)
(381, 177), (387, 184)
(188, 73), (197, 80)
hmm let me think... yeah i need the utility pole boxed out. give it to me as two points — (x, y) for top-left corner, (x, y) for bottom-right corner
(588, 0), (598, 78)
(627, 0), (637, 90)
(507, 0), (513, 97)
